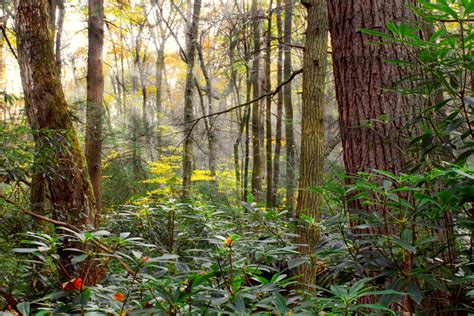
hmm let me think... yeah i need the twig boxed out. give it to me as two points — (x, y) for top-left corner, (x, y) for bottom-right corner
(172, 68), (303, 153)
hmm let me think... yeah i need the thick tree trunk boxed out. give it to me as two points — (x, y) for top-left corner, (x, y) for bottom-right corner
(295, 0), (328, 287)
(251, 0), (264, 201)
(16, 0), (96, 226)
(329, 1), (415, 179)
(328, 0), (418, 311)
(182, 0), (201, 198)
(283, 0), (296, 212)
(85, 0), (104, 221)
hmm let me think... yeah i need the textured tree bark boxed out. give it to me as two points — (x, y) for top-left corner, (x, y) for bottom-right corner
(329, 0), (416, 184)
(328, 0), (419, 311)
(16, 0), (96, 226)
(85, 0), (104, 221)
(251, 0), (265, 201)
(182, 0), (201, 198)
(272, 0), (284, 207)
(283, 0), (296, 212)
(296, 0), (328, 287)
(265, 1), (273, 207)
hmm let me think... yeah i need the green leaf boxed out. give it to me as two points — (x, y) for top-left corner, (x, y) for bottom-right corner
(388, 236), (416, 254)
(407, 281), (423, 304)
(12, 248), (38, 253)
(359, 304), (396, 314)
(272, 293), (288, 313)
(17, 302), (30, 316)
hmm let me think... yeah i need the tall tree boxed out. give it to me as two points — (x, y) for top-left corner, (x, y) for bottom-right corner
(182, 0), (202, 198)
(265, 1), (273, 206)
(272, 0), (284, 206)
(328, 0), (416, 216)
(0, 16), (4, 124)
(283, 0), (296, 211)
(328, 0), (418, 308)
(16, 0), (96, 225)
(296, 0), (328, 286)
(251, 0), (264, 201)
(85, 0), (104, 220)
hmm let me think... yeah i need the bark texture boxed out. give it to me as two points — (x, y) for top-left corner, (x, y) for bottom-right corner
(328, 0), (419, 311)
(182, 0), (202, 198)
(251, 0), (264, 201)
(328, 0), (415, 181)
(283, 0), (296, 211)
(265, 1), (273, 207)
(16, 0), (96, 226)
(296, 0), (328, 286)
(272, 0), (284, 207)
(85, 0), (104, 220)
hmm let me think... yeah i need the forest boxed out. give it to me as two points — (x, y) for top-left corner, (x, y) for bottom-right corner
(0, 0), (473, 314)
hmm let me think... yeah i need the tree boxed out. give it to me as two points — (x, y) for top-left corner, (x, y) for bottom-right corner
(328, 0), (418, 308)
(265, 0), (273, 206)
(251, 0), (265, 201)
(85, 0), (104, 220)
(328, 0), (416, 186)
(283, 0), (296, 211)
(16, 0), (96, 226)
(182, 0), (202, 198)
(272, 0), (284, 206)
(296, 0), (328, 286)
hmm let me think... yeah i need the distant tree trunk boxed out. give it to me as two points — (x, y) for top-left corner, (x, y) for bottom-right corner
(182, 0), (202, 198)
(265, 1), (273, 207)
(85, 0), (104, 221)
(230, 25), (244, 201)
(0, 17), (4, 124)
(16, 0), (96, 226)
(155, 42), (165, 158)
(283, 0), (296, 212)
(54, 0), (65, 73)
(272, 0), (284, 207)
(251, 0), (264, 201)
(243, 69), (252, 201)
(295, 0), (328, 287)
(197, 44), (218, 180)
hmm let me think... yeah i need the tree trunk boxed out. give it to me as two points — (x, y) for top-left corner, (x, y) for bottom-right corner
(155, 42), (165, 158)
(328, 0), (418, 310)
(265, 1), (274, 207)
(197, 44), (218, 180)
(295, 0), (329, 287)
(283, 0), (296, 212)
(272, 0), (284, 207)
(251, 0), (264, 201)
(85, 0), (104, 221)
(16, 0), (96, 226)
(182, 0), (202, 198)
(54, 0), (65, 74)
(0, 17), (4, 124)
